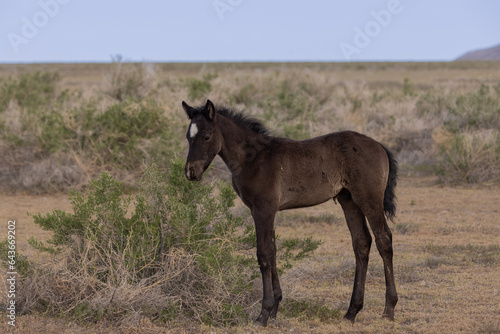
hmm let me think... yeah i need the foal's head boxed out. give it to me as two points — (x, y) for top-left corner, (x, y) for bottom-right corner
(182, 100), (223, 181)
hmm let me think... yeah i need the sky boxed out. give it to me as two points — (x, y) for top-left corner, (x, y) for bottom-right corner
(1, 0), (499, 63)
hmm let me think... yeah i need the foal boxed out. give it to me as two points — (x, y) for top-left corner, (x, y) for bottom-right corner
(182, 100), (398, 326)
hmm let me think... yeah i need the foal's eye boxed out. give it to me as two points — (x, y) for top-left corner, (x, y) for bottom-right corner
(204, 134), (211, 141)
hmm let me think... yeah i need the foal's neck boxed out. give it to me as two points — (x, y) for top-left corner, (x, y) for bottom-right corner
(217, 114), (272, 175)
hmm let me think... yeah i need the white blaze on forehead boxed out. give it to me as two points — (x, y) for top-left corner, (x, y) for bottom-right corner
(189, 123), (199, 138)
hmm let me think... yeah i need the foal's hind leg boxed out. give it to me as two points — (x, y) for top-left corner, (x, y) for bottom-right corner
(370, 216), (398, 320)
(358, 198), (398, 320)
(337, 190), (372, 322)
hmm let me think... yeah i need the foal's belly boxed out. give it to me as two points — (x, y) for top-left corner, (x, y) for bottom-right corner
(278, 180), (341, 211)
(279, 196), (332, 211)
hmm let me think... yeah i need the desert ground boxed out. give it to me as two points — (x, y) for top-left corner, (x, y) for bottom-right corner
(1, 177), (499, 333)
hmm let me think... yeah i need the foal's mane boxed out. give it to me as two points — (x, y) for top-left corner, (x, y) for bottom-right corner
(194, 104), (272, 136)
(217, 106), (272, 136)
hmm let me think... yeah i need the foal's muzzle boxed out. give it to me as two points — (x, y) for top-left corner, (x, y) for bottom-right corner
(185, 161), (204, 181)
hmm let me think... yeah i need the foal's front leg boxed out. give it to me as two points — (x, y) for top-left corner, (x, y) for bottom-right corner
(252, 208), (278, 326)
(269, 228), (282, 319)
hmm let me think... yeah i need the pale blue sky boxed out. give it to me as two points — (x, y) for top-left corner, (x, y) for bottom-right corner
(1, 0), (499, 63)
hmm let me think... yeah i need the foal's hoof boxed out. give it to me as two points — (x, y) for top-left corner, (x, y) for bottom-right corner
(343, 314), (356, 324)
(269, 303), (280, 319)
(382, 312), (395, 321)
(255, 312), (269, 327)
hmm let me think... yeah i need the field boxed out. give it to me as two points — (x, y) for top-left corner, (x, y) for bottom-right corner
(0, 62), (499, 333)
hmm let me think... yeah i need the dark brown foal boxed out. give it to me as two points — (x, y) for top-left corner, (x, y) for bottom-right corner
(182, 100), (398, 326)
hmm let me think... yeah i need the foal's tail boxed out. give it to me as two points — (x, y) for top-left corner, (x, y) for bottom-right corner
(382, 145), (398, 222)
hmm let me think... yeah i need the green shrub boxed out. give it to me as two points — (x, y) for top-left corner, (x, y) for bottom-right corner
(415, 84), (500, 132)
(2, 159), (319, 325)
(446, 84), (500, 131)
(435, 130), (500, 184)
(18, 159), (253, 324)
(279, 236), (322, 273)
(402, 77), (417, 97)
(0, 70), (182, 192)
(281, 299), (342, 323)
(0, 71), (74, 151)
(36, 98), (180, 169)
(0, 71), (60, 113)
(75, 99), (176, 169)
(276, 80), (314, 120)
(231, 83), (257, 105)
(256, 78), (317, 140)
(38, 108), (72, 152)
(186, 73), (217, 100)
(415, 91), (449, 117)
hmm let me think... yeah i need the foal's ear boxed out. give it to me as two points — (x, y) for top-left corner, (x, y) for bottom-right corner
(182, 101), (196, 119)
(204, 100), (216, 120)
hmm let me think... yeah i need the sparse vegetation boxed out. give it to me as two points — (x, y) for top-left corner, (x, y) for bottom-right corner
(0, 70), (181, 192)
(185, 73), (217, 101)
(1, 62), (499, 192)
(436, 130), (500, 184)
(0, 70), (60, 113)
(425, 243), (500, 266)
(104, 55), (157, 101)
(394, 221), (419, 235)
(0, 159), (319, 325)
(280, 298), (342, 323)
(0, 61), (499, 333)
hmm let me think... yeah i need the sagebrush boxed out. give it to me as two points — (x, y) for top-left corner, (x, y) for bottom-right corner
(0, 70), (181, 192)
(0, 159), (320, 325)
(1, 63), (499, 193)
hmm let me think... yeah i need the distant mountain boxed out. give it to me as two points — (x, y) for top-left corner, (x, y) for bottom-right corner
(456, 44), (500, 60)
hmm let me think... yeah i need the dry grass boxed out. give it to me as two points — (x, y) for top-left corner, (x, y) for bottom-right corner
(1, 61), (499, 191)
(1, 179), (499, 333)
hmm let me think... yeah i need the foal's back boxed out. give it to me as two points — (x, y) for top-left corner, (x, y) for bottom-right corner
(271, 131), (390, 211)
